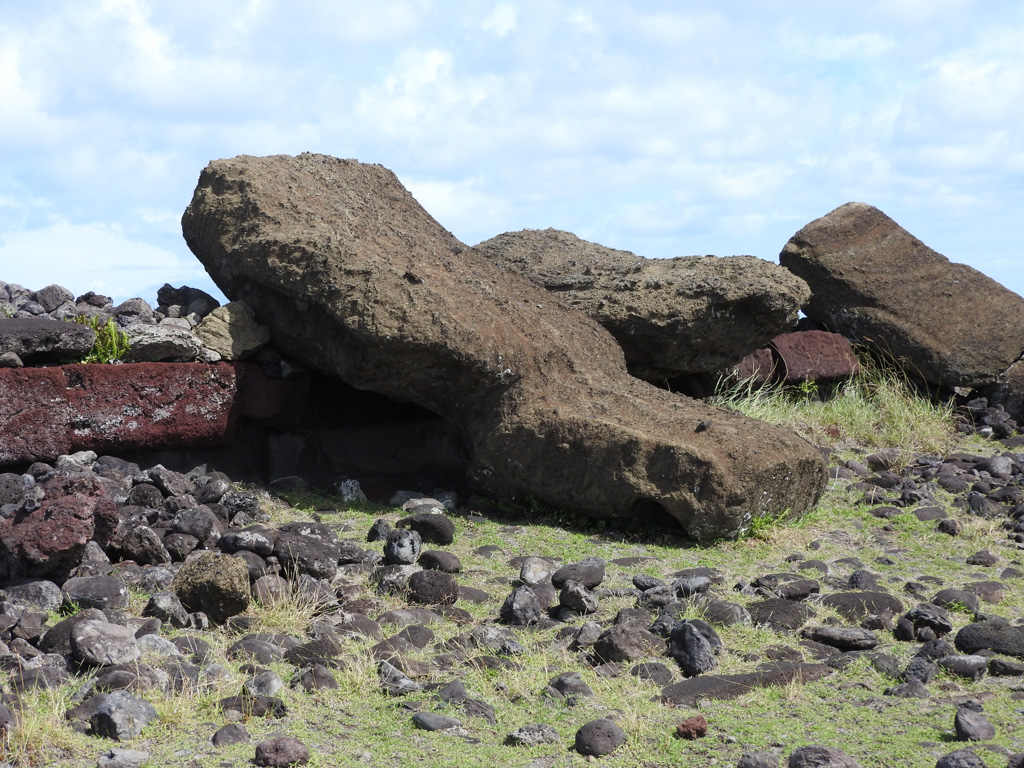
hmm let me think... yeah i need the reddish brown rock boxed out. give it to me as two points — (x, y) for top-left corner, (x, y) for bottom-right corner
(731, 332), (859, 386)
(0, 362), (242, 465)
(0, 474), (118, 579)
(676, 714), (708, 740)
(182, 154), (826, 540)
(732, 347), (778, 385)
(770, 331), (861, 384)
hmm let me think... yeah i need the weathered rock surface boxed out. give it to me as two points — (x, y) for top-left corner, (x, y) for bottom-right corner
(0, 362), (243, 465)
(788, 745), (863, 768)
(574, 718), (626, 757)
(768, 331), (861, 384)
(0, 473), (118, 580)
(474, 228), (810, 379)
(90, 690), (158, 741)
(182, 153), (826, 539)
(194, 300), (271, 361)
(171, 551), (251, 623)
(122, 324), (204, 362)
(0, 317), (95, 363)
(661, 661), (831, 706)
(780, 202), (1024, 403)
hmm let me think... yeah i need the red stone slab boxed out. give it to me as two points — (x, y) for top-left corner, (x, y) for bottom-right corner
(0, 362), (243, 465)
(769, 331), (860, 383)
(732, 347), (779, 384)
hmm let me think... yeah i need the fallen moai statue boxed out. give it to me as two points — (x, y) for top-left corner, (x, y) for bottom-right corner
(182, 153), (826, 540)
(474, 228), (809, 381)
(781, 202), (1024, 419)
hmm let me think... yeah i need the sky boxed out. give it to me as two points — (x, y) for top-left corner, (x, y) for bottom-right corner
(1, 0), (1022, 306)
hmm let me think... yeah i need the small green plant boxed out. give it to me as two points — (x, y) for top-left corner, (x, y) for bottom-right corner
(743, 507), (794, 540)
(72, 315), (131, 363)
(795, 379), (819, 400)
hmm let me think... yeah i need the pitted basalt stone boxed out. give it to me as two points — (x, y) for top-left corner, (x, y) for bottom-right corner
(0, 473), (118, 580)
(123, 324), (204, 362)
(384, 529), (422, 566)
(593, 625), (663, 663)
(182, 153), (826, 540)
(90, 690), (158, 741)
(194, 300), (270, 361)
(272, 531), (339, 581)
(407, 570), (459, 606)
(71, 620), (140, 667)
(171, 551), (251, 623)
(474, 228), (809, 379)
(396, 513), (455, 546)
(114, 524), (171, 566)
(0, 317), (95, 363)
(551, 558), (606, 590)
(61, 575), (130, 611)
(0, 473), (26, 506)
(500, 585), (544, 626)
(787, 745), (863, 768)
(574, 718), (626, 757)
(955, 619), (1024, 658)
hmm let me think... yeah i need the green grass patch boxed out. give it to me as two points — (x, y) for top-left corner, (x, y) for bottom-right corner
(711, 349), (957, 466)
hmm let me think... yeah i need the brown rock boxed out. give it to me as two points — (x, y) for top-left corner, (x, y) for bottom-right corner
(475, 228), (809, 379)
(0, 474), (118, 580)
(662, 661), (831, 706)
(0, 362), (243, 465)
(733, 347), (779, 384)
(171, 551), (251, 623)
(676, 714), (708, 740)
(182, 153), (826, 540)
(984, 359), (1024, 423)
(254, 735), (310, 766)
(780, 202), (1024, 391)
(770, 331), (861, 383)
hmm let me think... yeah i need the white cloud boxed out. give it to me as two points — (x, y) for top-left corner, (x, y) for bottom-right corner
(300, 0), (424, 43)
(927, 55), (1024, 124)
(567, 11), (599, 36)
(402, 176), (511, 243)
(710, 164), (793, 201)
(482, 4), (518, 38)
(869, 0), (973, 22)
(632, 10), (728, 45)
(355, 49), (493, 138)
(786, 31), (896, 60)
(0, 42), (60, 149)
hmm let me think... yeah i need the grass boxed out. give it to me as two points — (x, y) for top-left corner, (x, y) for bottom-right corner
(711, 348), (957, 465)
(11, 359), (1024, 767)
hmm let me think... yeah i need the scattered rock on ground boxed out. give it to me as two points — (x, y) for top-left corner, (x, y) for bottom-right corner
(574, 718), (627, 757)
